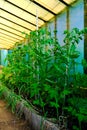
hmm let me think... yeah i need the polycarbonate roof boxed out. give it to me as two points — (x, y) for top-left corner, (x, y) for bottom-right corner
(0, 0), (77, 49)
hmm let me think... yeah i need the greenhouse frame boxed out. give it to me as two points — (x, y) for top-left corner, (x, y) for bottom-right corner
(0, 0), (87, 130)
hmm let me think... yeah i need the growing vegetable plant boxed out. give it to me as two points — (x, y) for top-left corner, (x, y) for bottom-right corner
(1, 27), (87, 130)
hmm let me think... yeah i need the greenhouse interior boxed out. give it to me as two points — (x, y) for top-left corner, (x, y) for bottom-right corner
(0, 0), (87, 130)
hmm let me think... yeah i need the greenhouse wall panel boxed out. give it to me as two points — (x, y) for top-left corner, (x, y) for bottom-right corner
(1, 50), (8, 66)
(56, 11), (67, 45)
(70, 0), (84, 73)
(47, 20), (55, 37)
(0, 50), (1, 65)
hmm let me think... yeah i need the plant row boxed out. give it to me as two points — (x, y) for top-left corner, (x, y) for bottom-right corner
(1, 28), (87, 130)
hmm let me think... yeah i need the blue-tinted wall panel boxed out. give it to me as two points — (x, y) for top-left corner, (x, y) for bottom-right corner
(0, 50), (1, 65)
(56, 11), (67, 45)
(47, 20), (55, 37)
(69, 0), (84, 73)
(70, 0), (84, 30)
(1, 50), (8, 66)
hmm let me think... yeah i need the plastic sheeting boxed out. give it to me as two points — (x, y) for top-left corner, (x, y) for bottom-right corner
(0, 0), (76, 49)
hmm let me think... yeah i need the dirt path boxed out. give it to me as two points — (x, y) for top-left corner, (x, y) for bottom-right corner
(0, 100), (30, 130)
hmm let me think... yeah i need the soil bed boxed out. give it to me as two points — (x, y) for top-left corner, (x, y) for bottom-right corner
(0, 99), (30, 130)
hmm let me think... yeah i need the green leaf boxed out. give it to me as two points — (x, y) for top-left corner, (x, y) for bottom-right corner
(33, 99), (40, 105)
(50, 102), (59, 108)
(73, 125), (79, 130)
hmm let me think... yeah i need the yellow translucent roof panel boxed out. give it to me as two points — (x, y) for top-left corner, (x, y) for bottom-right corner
(0, 17), (31, 34)
(21, 11), (44, 26)
(5, 0), (54, 21)
(7, 0), (31, 10)
(52, 3), (66, 13)
(0, 10), (36, 30)
(0, 0), (4, 8)
(0, 0), (77, 49)
(0, 41), (13, 48)
(63, 0), (76, 4)
(25, 2), (54, 21)
(0, 38), (20, 49)
(34, 0), (59, 13)
(0, 24), (24, 38)
(0, 44), (9, 49)
(0, 37), (15, 44)
(34, 0), (66, 14)
(0, 29), (23, 40)
(2, 2), (23, 15)
(1, 1), (44, 27)
(0, 32), (20, 42)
